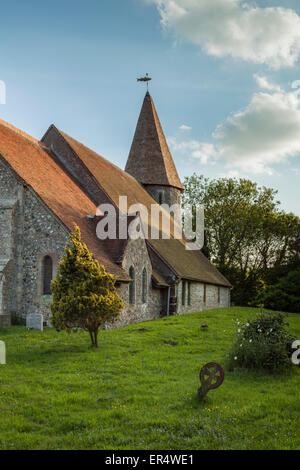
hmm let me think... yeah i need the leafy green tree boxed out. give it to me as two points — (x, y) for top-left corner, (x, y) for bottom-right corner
(51, 226), (124, 347)
(256, 269), (300, 313)
(182, 174), (300, 307)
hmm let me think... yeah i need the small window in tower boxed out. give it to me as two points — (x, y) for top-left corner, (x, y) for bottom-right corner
(203, 284), (207, 305)
(43, 255), (53, 295)
(142, 268), (147, 304)
(158, 192), (163, 205)
(129, 266), (135, 304)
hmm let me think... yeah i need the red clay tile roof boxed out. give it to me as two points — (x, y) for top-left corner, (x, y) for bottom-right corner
(0, 116), (231, 288)
(0, 119), (129, 281)
(125, 92), (183, 190)
(56, 128), (231, 287)
(151, 239), (231, 287)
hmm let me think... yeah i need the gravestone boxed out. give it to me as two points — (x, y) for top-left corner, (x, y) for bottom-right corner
(198, 362), (224, 400)
(26, 313), (43, 331)
(0, 340), (5, 364)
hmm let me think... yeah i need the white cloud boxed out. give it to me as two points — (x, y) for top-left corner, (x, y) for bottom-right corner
(168, 137), (216, 165)
(213, 88), (300, 174)
(169, 83), (300, 175)
(147, 0), (300, 68)
(179, 124), (192, 131)
(253, 74), (281, 92)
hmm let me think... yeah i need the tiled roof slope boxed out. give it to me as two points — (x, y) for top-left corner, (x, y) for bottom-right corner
(56, 129), (231, 287)
(125, 92), (183, 190)
(151, 239), (231, 286)
(0, 119), (129, 281)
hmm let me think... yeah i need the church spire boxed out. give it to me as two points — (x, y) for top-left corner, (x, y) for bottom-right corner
(125, 92), (183, 205)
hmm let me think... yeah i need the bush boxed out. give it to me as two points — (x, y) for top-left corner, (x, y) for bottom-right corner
(51, 226), (124, 348)
(228, 312), (296, 373)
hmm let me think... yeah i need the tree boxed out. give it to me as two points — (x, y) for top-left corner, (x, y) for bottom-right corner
(182, 174), (300, 307)
(256, 268), (300, 313)
(51, 226), (124, 347)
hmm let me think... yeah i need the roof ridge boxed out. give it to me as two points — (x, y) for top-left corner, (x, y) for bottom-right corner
(58, 127), (158, 190)
(0, 118), (41, 147)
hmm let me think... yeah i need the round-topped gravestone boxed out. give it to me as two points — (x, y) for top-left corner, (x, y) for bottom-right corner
(0, 340), (6, 365)
(198, 362), (224, 399)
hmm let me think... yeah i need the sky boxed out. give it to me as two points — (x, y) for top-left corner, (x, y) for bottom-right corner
(1, 0), (300, 215)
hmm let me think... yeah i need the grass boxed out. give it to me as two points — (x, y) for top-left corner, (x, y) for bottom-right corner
(0, 306), (299, 450)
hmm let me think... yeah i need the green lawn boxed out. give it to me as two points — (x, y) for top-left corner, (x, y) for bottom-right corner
(0, 307), (299, 450)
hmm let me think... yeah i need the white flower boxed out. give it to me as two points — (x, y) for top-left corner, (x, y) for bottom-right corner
(249, 339), (252, 343)
(246, 323), (249, 327)
(240, 344), (243, 347)
(238, 329), (241, 333)
(234, 356), (238, 360)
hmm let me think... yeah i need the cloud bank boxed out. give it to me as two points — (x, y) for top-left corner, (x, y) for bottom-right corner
(147, 0), (300, 68)
(168, 78), (300, 174)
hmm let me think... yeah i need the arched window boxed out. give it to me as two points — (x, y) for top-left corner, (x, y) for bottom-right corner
(129, 266), (135, 304)
(43, 256), (53, 295)
(142, 268), (147, 304)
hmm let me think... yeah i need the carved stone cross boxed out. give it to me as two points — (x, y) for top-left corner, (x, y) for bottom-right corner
(198, 362), (224, 399)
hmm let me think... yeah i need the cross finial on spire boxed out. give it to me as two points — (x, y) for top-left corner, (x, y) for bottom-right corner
(137, 73), (152, 90)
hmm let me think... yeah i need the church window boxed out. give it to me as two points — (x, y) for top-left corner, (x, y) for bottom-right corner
(142, 268), (147, 303)
(188, 282), (191, 306)
(218, 287), (221, 304)
(129, 266), (135, 304)
(182, 281), (186, 305)
(158, 191), (163, 205)
(43, 255), (53, 295)
(203, 284), (207, 305)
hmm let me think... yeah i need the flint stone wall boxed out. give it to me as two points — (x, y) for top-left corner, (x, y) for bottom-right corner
(176, 281), (230, 314)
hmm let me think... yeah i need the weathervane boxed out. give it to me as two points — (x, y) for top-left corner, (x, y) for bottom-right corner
(137, 73), (152, 90)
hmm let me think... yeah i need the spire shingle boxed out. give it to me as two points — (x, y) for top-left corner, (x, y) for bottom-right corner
(125, 92), (183, 191)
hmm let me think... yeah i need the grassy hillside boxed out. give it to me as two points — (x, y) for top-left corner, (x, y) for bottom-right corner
(0, 307), (299, 450)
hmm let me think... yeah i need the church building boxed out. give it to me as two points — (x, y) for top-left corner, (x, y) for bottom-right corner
(0, 91), (231, 327)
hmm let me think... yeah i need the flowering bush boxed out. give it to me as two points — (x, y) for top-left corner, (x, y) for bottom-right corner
(227, 312), (296, 372)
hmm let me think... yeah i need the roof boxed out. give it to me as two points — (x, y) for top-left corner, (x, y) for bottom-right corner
(0, 118), (129, 281)
(54, 127), (231, 287)
(152, 269), (170, 288)
(151, 239), (232, 287)
(125, 92), (183, 191)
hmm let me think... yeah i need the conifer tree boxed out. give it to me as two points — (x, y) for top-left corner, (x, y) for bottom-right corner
(51, 226), (124, 347)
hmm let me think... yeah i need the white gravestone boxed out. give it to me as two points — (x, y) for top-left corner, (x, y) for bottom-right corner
(0, 340), (5, 364)
(26, 314), (43, 331)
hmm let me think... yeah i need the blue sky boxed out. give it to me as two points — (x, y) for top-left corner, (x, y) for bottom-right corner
(1, 0), (300, 215)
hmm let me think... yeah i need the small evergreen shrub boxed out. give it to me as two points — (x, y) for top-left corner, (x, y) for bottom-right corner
(51, 226), (124, 348)
(228, 312), (296, 373)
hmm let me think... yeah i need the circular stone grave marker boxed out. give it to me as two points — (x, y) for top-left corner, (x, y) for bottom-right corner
(198, 362), (224, 399)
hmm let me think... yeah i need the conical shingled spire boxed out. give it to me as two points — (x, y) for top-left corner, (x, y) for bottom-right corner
(125, 92), (183, 191)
